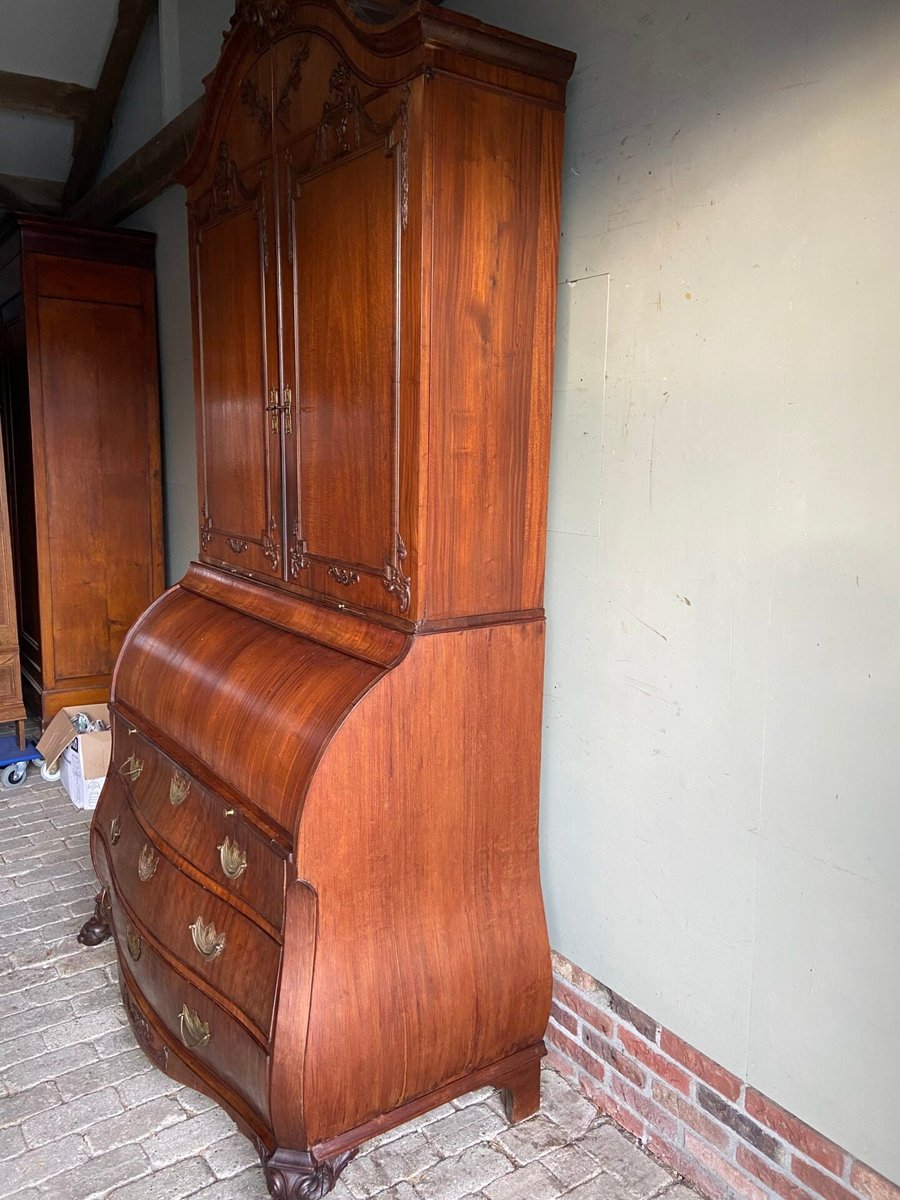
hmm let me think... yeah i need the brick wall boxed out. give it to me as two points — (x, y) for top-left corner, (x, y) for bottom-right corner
(545, 952), (898, 1200)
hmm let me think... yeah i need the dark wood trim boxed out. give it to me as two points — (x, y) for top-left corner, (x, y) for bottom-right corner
(7, 213), (155, 269)
(62, 0), (155, 209)
(67, 98), (203, 226)
(0, 174), (63, 216)
(0, 69), (93, 122)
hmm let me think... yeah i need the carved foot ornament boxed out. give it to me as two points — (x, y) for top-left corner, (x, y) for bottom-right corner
(77, 887), (112, 946)
(262, 1147), (357, 1200)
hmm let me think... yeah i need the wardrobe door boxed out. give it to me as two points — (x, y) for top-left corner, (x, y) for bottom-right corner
(191, 55), (284, 580)
(278, 38), (414, 617)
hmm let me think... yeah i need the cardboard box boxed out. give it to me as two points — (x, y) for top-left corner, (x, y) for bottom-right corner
(37, 704), (111, 811)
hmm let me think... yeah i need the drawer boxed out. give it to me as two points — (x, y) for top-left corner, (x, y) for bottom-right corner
(100, 785), (281, 1038)
(99, 865), (270, 1123)
(110, 714), (286, 929)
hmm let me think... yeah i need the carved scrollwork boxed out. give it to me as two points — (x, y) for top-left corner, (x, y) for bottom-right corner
(276, 40), (312, 129)
(240, 78), (271, 135)
(262, 517), (281, 572)
(382, 532), (411, 614)
(289, 527), (309, 578)
(328, 566), (360, 587)
(307, 62), (409, 184)
(200, 512), (214, 549)
(227, 538), (249, 554)
(262, 1148), (358, 1200)
(122, 986), (168, 1072)
(194, 142), (259, 225)
(232, 0), (289, 47)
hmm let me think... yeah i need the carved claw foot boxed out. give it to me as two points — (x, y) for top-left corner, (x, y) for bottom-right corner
(261, 1147), (357, 1200)
(77, 888), (112, 946)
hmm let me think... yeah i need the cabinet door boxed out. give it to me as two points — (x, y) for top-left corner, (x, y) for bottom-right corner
(279, 47), (412, 617)
(190, 54), (282, 581)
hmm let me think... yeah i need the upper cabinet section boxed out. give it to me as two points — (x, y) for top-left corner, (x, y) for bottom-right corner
(181, 0), (575, 629)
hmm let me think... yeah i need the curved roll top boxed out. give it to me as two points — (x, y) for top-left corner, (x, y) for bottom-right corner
(113, 579), (392, 834)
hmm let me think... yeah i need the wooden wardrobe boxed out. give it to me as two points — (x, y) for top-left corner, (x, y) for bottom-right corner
(0, 217), (165, 724)
(81, 3), (574, 1195)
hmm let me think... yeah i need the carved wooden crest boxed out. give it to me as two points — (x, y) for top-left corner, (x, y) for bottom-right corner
(232, 0), (289, 46)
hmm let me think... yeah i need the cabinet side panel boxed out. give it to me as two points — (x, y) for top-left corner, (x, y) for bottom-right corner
(289, 621), (551, 1145)
(426, 78), (560, 620)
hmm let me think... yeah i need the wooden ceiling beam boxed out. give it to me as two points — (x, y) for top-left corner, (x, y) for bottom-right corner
(61, 0), (155, 211)
(0, 70), (93, 122)
(0, 173), (64, 215)
(67, 97), (202, 227)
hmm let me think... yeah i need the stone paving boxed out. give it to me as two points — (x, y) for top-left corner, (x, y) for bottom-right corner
(0, 764), (694, 1200)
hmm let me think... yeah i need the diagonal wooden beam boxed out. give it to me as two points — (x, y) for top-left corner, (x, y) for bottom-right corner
(0, 173), (64, 215)
(61, 0), (155, 210)
(67, 97), (202, 227)
(0, 70), (93, 122)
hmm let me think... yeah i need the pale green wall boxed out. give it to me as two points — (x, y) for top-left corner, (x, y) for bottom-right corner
(115, 0), (900, 1180)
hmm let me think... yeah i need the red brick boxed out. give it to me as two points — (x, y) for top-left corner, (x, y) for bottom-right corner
(552, 952), (610, 1002)
(547, 1024), (606, 1084)
(746, 1090), (845, 1176)
(620, 1027), (691, 1094)
(651, 1079), (730, 1151)
(544, 1046), (579, 1086)
(646, 1133), (729, 1200)
(610, 1073), (679, 1142)
(793, 1156), (859, 1200)
(554, 977), (615, 1038)
(684, 1130), (769, 1200)
(582, 1076), (646, 1141)
(583, 1026), (647, 1089)
(659, 1028), (742, 1101)
(698, 1085), (780, 1161)
(609, 989), (659, 1042)
(737, 1145), (817, 1200)
(851, 1162), (900, 1200)
(550, 1000), (578, 1036)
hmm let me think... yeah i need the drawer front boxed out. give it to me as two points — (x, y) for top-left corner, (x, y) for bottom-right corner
(101, 872), (270, 1123)
(111, 715), (286, 929)
(101, 783), (280, 1038)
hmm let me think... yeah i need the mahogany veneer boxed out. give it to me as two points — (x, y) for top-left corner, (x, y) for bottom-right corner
(81, 2), (574, 1195)
(0, 215), (164, 723)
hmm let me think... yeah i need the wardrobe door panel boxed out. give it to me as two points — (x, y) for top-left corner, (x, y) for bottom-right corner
(281, 69), (412, 617)
(192, 164), (282, 579)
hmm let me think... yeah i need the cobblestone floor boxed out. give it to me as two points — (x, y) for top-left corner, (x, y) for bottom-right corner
(0, 767), (692, 1200)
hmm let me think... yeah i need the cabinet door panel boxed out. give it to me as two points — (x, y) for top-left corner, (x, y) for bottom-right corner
(192, 164), (282, 579)
(294, 146), (395, 568)
(281, 64), (412, 617)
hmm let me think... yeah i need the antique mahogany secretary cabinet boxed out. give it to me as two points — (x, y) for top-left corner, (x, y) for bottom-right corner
(81, 1), (574, 1195)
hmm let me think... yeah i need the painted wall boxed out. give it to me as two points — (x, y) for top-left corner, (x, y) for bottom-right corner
(113, 0), (899, 1180)
(450, 0), (900, 1180)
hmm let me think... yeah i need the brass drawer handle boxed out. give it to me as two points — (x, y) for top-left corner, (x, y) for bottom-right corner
(179, 1004), (210, 1050)
(218, 836), (247, 881)
(169, 773), (190, 806)
(109, 816), (121, 845)
(189, 916), (226, 962)
(119, 753), (144, 782)
(126, 923), (142, 962)
(137, 843), (159, 882)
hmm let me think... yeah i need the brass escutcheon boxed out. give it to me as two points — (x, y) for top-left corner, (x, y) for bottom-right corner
(217, 836), (247, 881)
(137, 843), (158, 882)
(125, 923), (142, 962)
(178, 1004), (210, 1050)
(119, 753), (143, 782)
(169, 772), (190, 807)
(109, 816), (121, 845)
(189, 915), (226, 962)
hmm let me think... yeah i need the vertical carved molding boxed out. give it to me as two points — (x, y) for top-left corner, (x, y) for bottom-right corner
(382, 533), (411, 613)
